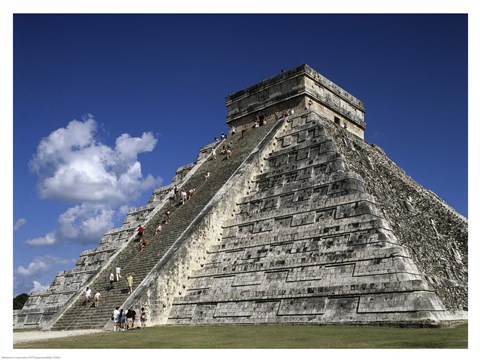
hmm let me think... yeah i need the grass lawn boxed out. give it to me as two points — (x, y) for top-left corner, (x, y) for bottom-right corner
(14, 323), (468, 349)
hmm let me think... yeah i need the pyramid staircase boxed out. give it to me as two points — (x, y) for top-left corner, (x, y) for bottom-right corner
(49, 121), (279, 330)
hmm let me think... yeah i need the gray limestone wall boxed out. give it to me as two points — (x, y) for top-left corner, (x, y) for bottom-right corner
(165, 111), (466, 326)
(327, 119), (468, 312)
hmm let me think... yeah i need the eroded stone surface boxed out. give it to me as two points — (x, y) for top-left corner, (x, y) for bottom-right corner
(166, 112), (467, 325)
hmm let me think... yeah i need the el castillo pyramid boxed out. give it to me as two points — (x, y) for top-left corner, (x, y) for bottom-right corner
(14, 64), (467, 329)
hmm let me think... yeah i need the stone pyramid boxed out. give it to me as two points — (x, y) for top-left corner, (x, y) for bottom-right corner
(14, 65), (467, 329)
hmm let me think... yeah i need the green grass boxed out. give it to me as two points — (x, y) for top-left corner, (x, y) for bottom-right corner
(14, 323), (468, 349)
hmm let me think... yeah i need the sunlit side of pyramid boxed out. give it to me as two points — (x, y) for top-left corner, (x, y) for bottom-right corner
(14, 65), (467, 330)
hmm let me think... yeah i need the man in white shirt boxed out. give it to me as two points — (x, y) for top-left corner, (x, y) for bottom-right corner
(109, 271), (115, 290)
(94, 291), (101, 307)
(115, 266), (121, 281)
(85, 287), (92, 306)
(112, 306), (120, 331)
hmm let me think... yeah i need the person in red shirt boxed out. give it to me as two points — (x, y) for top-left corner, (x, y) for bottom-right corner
(137, 225), (144, 239)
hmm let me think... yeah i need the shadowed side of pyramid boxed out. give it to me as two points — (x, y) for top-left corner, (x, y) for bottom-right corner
(329, 115), (467, 314)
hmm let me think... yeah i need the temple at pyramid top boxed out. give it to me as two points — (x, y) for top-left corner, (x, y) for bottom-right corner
(226, 64), (366, 139)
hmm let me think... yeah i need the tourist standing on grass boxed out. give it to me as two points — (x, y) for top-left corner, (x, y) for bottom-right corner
(112, 306), (120, 331)
(140, 307), (147, 328)
(125, 308), (132, 329)
(126, 307), (136, 330)
(118, 309), (125, 331)
(127, 273), (133, 294)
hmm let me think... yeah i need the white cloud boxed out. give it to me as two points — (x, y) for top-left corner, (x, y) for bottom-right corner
(14, 256), (73, 296)
(30, 281), (50, 294)
(25, 232), (57, 246)
(57, 203), (115, 244)
(115, 132), (157, 166)
(15, 255), (74, 277)
(25, 115), (162, 247)
(16, 259), (50, 276)
(29, 115), (161, 204)
(26, 203), (116, 246)
(14, 218), (26, 231)
(118, 205), (131, 217)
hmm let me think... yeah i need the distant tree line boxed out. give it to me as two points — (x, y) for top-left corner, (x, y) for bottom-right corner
(13, 293), (29, 310)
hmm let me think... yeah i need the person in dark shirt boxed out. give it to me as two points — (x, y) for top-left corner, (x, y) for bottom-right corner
(140, 307), (147, 328)
(126, 307), (136, 329)
(118, 309), (125, 331)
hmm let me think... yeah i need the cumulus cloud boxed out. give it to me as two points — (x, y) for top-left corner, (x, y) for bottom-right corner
(14, 218), (26, 231)
(25, 232), (57, 247)
(29, 115), (160, 204)
(117, 205), (131, 218)
(15, 255), (74, 277)
(26, 203), (115, 246)
(31, 281), (50, 294)
(14, 256), (74, 295)
(25, 115), (162, 246)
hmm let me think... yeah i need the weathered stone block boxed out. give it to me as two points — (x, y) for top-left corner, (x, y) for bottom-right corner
(214, 301), (255, 318)
(278, 297), (327, 315)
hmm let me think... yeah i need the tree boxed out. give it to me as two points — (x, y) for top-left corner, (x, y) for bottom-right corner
(13, 293), (29, 310)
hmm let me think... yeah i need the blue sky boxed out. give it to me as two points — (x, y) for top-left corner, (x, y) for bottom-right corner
(5, 10), (471, 300)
